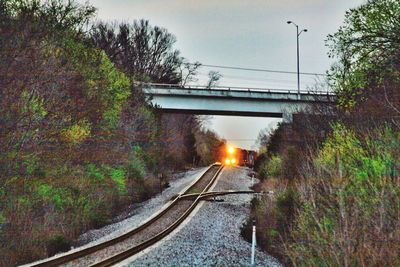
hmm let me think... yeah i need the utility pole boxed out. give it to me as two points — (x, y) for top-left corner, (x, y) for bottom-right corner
(287, 21), (308, 100)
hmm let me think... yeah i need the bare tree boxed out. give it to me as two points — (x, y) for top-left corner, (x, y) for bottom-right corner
(180, 61), (201, 86)
(91, 20), (183, 84)
(206, 70), (222, 89)
(256, 127), (273, 150)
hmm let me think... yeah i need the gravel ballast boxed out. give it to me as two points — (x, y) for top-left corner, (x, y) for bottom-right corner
(63, 166), (221, 267)
(23, 167), (209, 267)
(73, 167), (209, 247)
(123, 166), (281, 267)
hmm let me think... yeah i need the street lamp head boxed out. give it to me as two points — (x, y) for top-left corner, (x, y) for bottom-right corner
(287, 21), (292, 24)
(304, 29), (308, 32)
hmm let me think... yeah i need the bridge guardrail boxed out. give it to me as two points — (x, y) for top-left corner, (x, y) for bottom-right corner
(137, 82), (336, 96)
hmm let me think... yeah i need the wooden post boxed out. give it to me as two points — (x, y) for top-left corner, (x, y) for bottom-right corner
(251, 220), (256, 265)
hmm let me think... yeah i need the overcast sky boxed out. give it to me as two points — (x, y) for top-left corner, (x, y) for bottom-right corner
(85, 0), (363, 149)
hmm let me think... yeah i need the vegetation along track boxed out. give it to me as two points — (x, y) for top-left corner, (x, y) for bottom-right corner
(27, 164), (223, 267)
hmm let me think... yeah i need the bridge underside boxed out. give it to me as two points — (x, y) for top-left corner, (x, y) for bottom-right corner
(158, 108), (283, 117)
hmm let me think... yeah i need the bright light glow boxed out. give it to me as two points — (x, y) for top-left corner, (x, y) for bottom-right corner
(228, 146), (235, 154)
(225, 158), (231, 165)
(231, 158), (236, 164)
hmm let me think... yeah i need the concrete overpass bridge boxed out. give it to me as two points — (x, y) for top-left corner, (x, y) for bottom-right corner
(142, 83), (336, 121)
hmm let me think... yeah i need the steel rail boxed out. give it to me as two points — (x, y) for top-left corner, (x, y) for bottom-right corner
(88, 165), (224, 267)
(27, 164), (222, 267)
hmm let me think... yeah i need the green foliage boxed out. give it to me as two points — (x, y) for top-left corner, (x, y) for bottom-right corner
(286, 125), (400, 266)
(327, 0), (400, 108)
(138, 105), (158, 139)
(86, 163), (105, 180)
(110, 167), (127, 194)
(20, 90), (48, 120)
(0, 212), (5, 225)
(248, 2), (400, 265)
(62, 39), (131, 130)
(316, 123), (364, 177)
(23, 155), (39, 176)
(241, 186), (298, 265)
(251, 125), (399, 266)
(0, 0), (211, 265)
(35, 183), (71, 210)
(36, 184), (52, 198)
(317, 123), (397, 181)
(255, 154), (282, 179)
(266, 155), (283, 177)
(60, 120), (91, 144)
(267, 228), (278, 238)
(127, 146), (146, 180)
(275, 187), (298, 228)
(99, 52), (131, 129)
(289, 176), (399, 266)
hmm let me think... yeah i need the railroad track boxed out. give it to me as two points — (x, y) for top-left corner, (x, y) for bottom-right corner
(178, 190), (255, 200)
(27, 164), (224, 267)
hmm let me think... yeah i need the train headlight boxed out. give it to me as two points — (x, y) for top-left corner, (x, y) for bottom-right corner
(231, 158), (236, 164)
(227, 146), (235, 154)
(225, 158), (231, 165)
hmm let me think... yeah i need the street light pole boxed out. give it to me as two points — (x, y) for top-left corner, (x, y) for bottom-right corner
(296, 24), (300, 99)
(287, 21), (307, 99)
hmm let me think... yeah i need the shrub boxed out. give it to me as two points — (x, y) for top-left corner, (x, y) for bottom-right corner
(46, 235), (71, 257)
(86, 163), (105, 180)
(60, 120), (91, 145)
(316, 123), (397, 180)
(88, 212), (109, 229)
(256, 155), (283, 179)
(266, 155), (283, 177)
(285, 125), (400, 267)
(0, 0), (213, 265)
(241, 182), (295, 266)
(110, 167), (127, 194)
(275, 187), (298, 232)
(35, 184), (69, 211)
(250, 124), (400, 267)
(127, 146), (146, 180)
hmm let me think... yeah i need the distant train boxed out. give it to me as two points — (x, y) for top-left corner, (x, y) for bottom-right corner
(222, 145), (257, 167)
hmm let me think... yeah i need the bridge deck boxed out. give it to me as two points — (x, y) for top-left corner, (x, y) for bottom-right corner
(142, 83), (336, 118)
